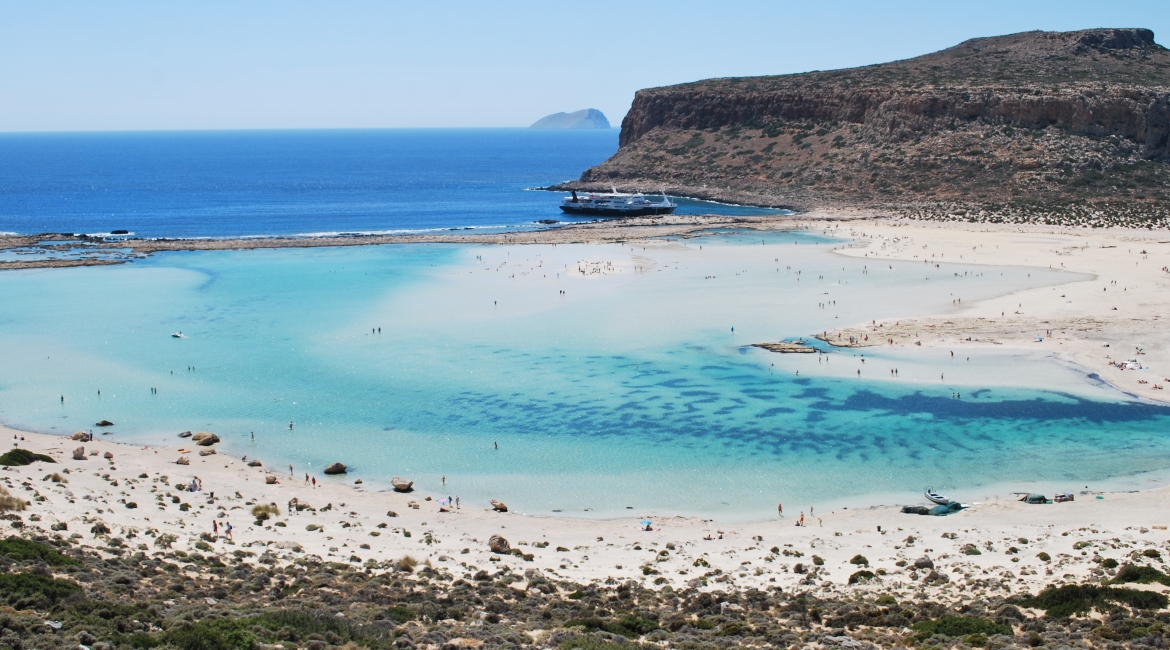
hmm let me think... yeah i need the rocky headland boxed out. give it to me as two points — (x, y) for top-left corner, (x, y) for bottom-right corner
(558, 28), (1170, 227)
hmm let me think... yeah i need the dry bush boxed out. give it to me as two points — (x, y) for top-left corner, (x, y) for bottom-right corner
(251, 503), (280, 517)
(0, 487), (27, 512)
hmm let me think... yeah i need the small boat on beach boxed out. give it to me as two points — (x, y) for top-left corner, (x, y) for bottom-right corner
(924, 487), (949, 505)
(560, 190), (676, 217)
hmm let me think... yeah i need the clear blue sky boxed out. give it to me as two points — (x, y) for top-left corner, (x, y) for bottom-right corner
(1, 1), (1165, 131)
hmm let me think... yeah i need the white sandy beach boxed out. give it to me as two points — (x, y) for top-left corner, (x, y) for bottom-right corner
(4, 424), (1169, 605)
(815, 216), (1170, 405)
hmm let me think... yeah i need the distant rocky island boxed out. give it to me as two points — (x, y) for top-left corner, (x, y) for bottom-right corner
(529, 108), (611, 129)
(556, 28), (1170, 226)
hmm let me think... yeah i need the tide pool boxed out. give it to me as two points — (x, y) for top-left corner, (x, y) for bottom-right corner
(1, 233), (1167, 521)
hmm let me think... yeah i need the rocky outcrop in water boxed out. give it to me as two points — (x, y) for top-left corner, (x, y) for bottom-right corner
(530, 108), (611, 129)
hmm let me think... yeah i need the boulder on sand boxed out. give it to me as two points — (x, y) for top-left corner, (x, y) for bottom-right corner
(265, 475), (277, 484)
(491, 499), (508, 512)
(198, 449), (216, 456)
(914, 556), (935, 570)
(178, 431), (192, 439)
(103, 452), (113, 460)
(248, 460), (262, 467)
(193, 433), (220, 447)
(70, 431), (88, 441)
(391, 476), (413, 492)
(95, 420), (114, 427)
(323, 462), (347, 475)
(489, 535), (510, 554)
(176, 456), (190, 466)
(72, 447), (86, 460)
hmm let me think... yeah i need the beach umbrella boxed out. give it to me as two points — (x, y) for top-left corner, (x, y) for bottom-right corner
(640, 520), (652, 526)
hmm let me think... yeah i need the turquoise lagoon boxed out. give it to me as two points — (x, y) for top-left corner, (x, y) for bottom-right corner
(1, 232), (1168, 521)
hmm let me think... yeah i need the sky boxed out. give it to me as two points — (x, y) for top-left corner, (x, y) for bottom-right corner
(0, 1), (1165, 132)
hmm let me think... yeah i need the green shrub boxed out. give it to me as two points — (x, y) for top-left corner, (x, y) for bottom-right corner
(561, 639), (629, 650)
(1036, 552), (1051, 562)
(1142, 548), (1162, 560)
(0, 449), (55, 466)
(565, 615), (659, 638)
(1111, 565), (1170, 586)
(849, 554), (869, 566)
(0, 536), (78, 566)
(384, 606), (414, 623)
(1016, 584), (1168, 617)
(911, 616), (1011, 639)
(848, 570), (875, 584)
(1101, 558), (1119, 569)
(0, 572), (83, 607)
(717, 621), (751, 637)
(812, 555), (824, 566)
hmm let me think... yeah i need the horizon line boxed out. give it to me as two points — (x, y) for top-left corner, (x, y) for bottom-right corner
(0, 126), (618, 136)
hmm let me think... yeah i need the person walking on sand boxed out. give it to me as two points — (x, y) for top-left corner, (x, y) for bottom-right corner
(778, 503), (783, 518)
(212, 521), (218, 537)
(289, 464), (294, 476)
(224, 522), (233, 540)
(305, 473), (309, 485)
(798, 512), (805, 527)
(311, 476), (316, 488)
(455, 496), (460, 509)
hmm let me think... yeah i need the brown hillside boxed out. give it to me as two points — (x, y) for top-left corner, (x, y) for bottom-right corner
(563, 28), (1170, 227)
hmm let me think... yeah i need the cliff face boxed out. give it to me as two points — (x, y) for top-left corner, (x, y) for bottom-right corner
(569, 29), (1170, 225)
(619, 86), (1170, 160)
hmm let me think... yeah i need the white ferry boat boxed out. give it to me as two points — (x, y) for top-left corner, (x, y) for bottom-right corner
(560, 190), (676, 217)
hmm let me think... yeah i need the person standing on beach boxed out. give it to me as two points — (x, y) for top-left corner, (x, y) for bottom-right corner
(305, 473), (309, 485)
(778, 503), (783, 518)
(289, 464), (294, 476)
(311, 477), (316, 488)
(212, 521), (218, 537)
(455, 496), (460, 509)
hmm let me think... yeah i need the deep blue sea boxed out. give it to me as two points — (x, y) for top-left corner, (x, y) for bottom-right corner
(0, 129), (776, 238)
(1, 129), (1168, 521)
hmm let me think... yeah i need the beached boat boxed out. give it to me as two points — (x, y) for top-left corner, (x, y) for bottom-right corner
(924, 487), (949, 505)
(560, 190), (676, 217)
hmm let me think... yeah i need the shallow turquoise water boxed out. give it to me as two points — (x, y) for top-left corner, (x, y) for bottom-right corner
(1, 235), (1168, 520)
